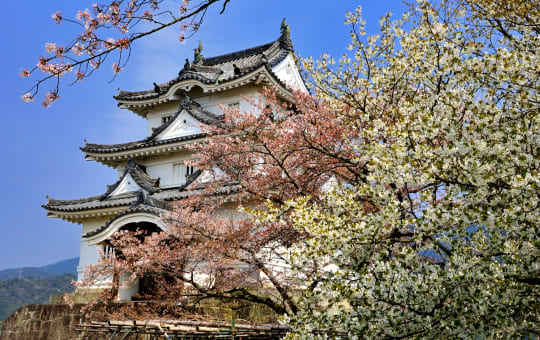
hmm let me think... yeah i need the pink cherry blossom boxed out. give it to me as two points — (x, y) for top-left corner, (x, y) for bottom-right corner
(45, 42), (57, 54)
(42, 91), (59, 107)
(89, 60), (100, 69)
(71, 42), (85, 57)
(75, 70), (85, 81)
(112, 63), (123, 74)
(53, 45), (64, 59)
(21, 0), (229, 106)
(51, 11), (62, 25)
(18, 68), (30, 78)
(20, 93), (34, 102)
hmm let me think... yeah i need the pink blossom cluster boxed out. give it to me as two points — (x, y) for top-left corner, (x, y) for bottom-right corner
(71, 42), (85, 57)
(103, 38), (117, 50)
(76, 9), (91, 21)
(179, 0), (190, 14)
(51, 11), (62, 25)
(75, 70), (85, 81)
(21, 93), (35, 103)
(19, 68), (30, 78)
(89, 60), (101, 69)
(42, 91), (59, 108)
(142, 10), (153, 19)
(112, 63), (123, 74)
(37, 57), (71, 76)
(21, 0), (213, 107)
(45, 42), (64, 58)
(178, 32), (186, 44)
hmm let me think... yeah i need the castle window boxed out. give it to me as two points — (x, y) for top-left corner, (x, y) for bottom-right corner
(172, 162), (196, 185)
(186, 165), (195, 178)
(102, 244), (115, 258)
(161, 116), (172, 124)
(228, 102), (240, 109)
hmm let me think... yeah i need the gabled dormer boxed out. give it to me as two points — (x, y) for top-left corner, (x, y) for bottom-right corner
(80, 96), (219, 167)
(150, 95), (220, 141)
(103, 160), (160, 197)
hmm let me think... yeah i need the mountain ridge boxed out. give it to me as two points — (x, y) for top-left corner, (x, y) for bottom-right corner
(0, 257), (79, 281)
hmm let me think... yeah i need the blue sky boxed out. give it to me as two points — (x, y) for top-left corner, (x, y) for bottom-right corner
(0, 0), (406, 270)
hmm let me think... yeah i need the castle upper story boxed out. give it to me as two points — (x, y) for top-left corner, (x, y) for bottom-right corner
(43, 21), (306, 224)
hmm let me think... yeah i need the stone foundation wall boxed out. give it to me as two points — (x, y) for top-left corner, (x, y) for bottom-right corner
(0, 304), (85, 340)
(0, 302), (281, 340)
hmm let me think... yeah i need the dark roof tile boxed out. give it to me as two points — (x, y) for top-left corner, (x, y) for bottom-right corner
(44, 161), (164, 212)
(43, 193), (138, 212)
(82, 203), (170, 238)
(82, 96), (217, 154)
(101, 160), (161, 197)
(44, 168), (204, 213)
(115, 37), (293, 102)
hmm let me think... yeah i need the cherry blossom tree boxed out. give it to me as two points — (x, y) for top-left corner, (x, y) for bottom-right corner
(79, 87), (367, 316)
(19, 0), (230, 107)
(280, 0), (539, 338)
(76, 0), (538, 337)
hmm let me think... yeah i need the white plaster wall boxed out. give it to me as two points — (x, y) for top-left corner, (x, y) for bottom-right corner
(145, 86), (260, 137)
(271, 54), (308, 93)
(118, 273), (139, 301)
(142, 151), (193, 187)
(146, 101), (179, 136)
(78, 217), (112, 281)
(110, 173), (146, 196)
(198, 87), (259, 116)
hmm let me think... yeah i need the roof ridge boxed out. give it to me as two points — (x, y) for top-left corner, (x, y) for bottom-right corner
(84, 139), (148, 148)
(126, 162), (161, 192)
(81, 133), (206, 154)
(202, 40), (277, 66)
(101, 161), (160, 199)
(45, 194), (105, 206)
(114, 38), (294, 102)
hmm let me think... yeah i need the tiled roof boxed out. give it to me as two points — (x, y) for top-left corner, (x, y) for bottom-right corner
(82, 202), (170, 238)
(43, 165), (202, 213)
(103, 160), (161, 195)
(148, 96), (220, 139)
(80, 180), (242, 238)
(44, 192), (138, 212)
(81, 96), (217, 154)
(82, 133), (206, 154)
(114, 36), (293, 102)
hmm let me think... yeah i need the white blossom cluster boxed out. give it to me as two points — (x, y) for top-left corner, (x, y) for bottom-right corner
(276, 1), (539, 338)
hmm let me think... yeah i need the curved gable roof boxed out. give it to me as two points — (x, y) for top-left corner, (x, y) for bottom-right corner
(114, 36), (294, 103)
(81, 96), (219, 155)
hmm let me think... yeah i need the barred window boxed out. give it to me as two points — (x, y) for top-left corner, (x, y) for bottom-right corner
(161, 116), (172, 124)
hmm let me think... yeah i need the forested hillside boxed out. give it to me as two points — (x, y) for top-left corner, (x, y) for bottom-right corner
(0, 274), (75, 322)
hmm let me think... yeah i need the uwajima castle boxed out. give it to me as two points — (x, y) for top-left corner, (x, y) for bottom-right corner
(42, 22), (307, 301)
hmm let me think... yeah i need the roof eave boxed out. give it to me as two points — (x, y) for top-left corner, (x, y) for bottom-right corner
(115, 64), (293, 109)
(44, 206), (131, 223)
(81, 136), (207, 166)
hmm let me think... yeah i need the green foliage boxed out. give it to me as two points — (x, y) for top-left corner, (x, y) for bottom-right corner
(0, 274), (75, 321)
